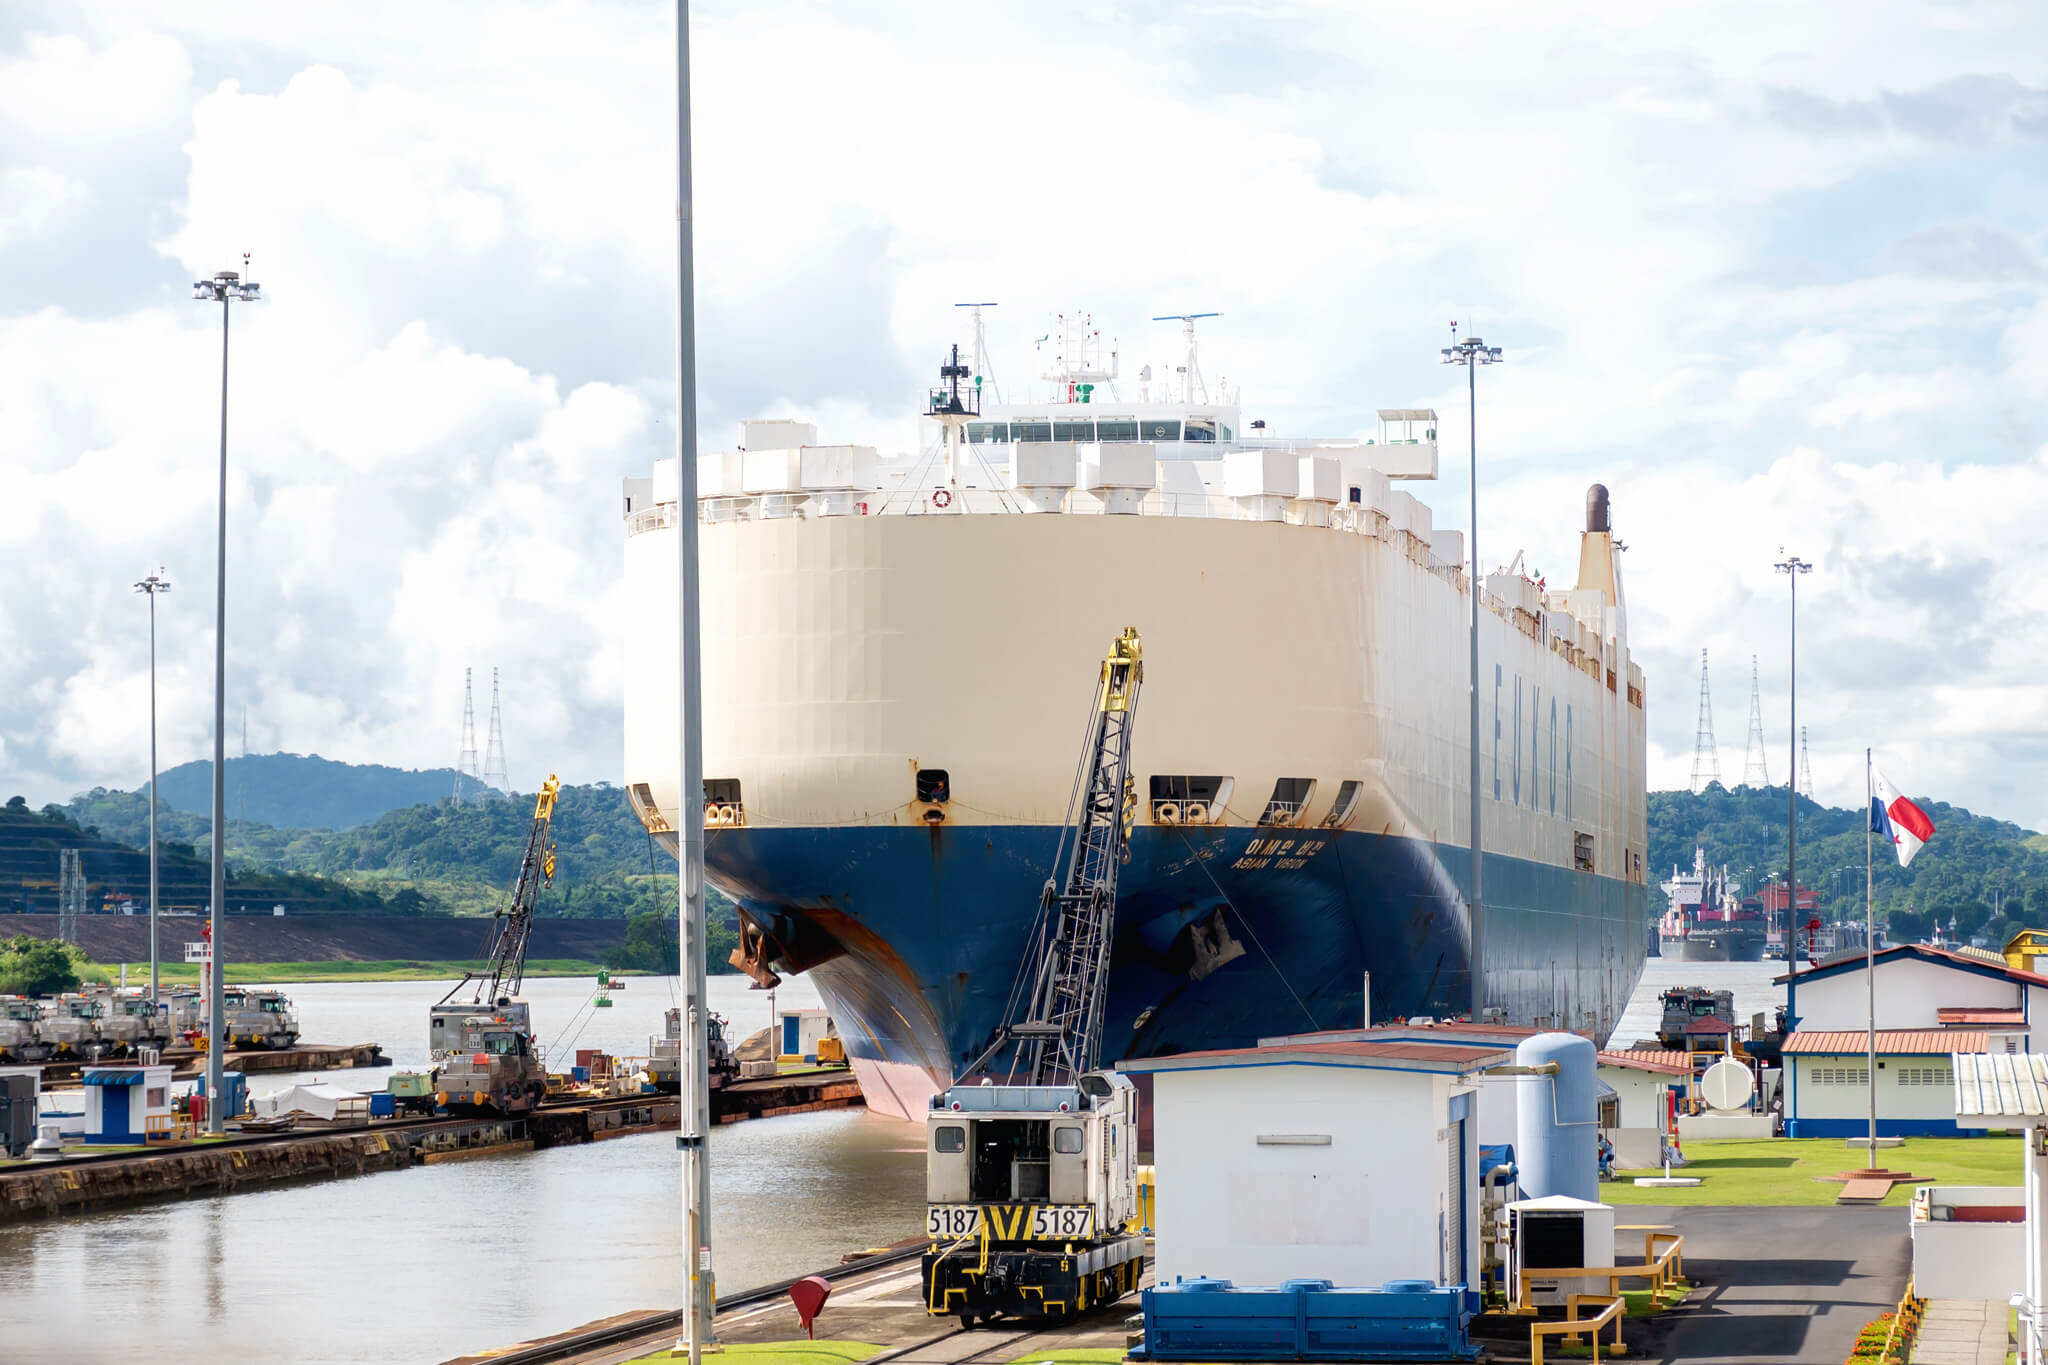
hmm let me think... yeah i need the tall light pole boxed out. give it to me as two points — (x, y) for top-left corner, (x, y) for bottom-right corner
(671, 4), (716, 1361)
(134, 567), (171, 1007)
(193, 263), (260, 1133)
(1443, 327), (1502, 1016)
(1776, 552), (1810, 999)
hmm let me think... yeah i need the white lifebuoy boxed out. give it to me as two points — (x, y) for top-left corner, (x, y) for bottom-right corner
(1155, 803), (1181, 826)
(1183, 802), (1210, 826)
(719, 804), (741, 825)
(1270, 809), (1296, 828)
(932, 488), (953, 509)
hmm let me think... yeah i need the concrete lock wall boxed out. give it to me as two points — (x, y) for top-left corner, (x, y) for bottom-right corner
(1150, 1064), (1471, 1291)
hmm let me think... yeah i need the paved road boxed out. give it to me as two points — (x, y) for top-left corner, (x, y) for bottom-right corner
(1644, 1206), (1911, 1364)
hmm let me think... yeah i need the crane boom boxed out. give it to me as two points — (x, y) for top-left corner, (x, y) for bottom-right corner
(970, 629), (1142, 1086)
(443, 774), (560, 1008)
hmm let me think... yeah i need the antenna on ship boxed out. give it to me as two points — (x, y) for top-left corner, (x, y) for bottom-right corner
(1798, 726), (1815, 802)
(955, 302), (1001, 404)
(1689, 648), (1722, 793)
(1742, 655), (1770, 789)
(1152, 312), (1219, 403)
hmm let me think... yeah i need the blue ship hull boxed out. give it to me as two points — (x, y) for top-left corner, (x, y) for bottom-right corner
(708, 822), (1647, 1115)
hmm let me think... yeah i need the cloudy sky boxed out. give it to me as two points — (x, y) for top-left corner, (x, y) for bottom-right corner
(3, 1), (2046, 827)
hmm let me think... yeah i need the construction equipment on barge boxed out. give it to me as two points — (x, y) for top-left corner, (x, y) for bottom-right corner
(923, 628), (1147, 1327)
(428, 775), (560, 1115)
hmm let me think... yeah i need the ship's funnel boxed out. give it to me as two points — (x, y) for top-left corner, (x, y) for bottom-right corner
(1586, 483), (1610, 534)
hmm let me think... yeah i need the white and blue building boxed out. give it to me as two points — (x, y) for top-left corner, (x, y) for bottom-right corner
(1781, 944), (2047, 1136)
(81, 1064), (174, 1144)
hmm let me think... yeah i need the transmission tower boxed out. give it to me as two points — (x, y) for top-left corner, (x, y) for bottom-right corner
(455, 667), (482, 802)
(1689, 649), (1722, 793)
(1798, 726), (1816, 802)
(1741, 655), (1770, 788)
(482, 666), (510, 797)
(58, 848), (85, 945)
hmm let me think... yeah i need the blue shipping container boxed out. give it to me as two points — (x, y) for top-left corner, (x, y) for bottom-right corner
(1139, 1278), (1477, 1362)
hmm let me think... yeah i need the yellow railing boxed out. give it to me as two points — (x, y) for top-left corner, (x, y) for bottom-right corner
(145, 1112), (195, 1143)
(1531, 1293), (1625, 1364)
(1518, 1232), (1686, 1306)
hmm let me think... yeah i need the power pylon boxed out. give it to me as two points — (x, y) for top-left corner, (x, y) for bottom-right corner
(482, 666), (510, 797)
(1798, 726), (1816, 802)
(1689, 648), (1722, 793)
(455, 667), (482, 802)
(58, 848), (85, 945)
(1742, 655), (1770, 789)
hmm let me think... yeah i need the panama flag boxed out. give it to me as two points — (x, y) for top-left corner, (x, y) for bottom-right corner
(1870, 768), (1936, 867)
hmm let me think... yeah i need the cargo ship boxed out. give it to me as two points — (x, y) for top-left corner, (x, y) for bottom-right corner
(620, 314), (1650, 1120)
(1657, 849), (1763, 962)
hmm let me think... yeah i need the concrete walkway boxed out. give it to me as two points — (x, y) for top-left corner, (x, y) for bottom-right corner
(1911, 1299), (2011, 1365)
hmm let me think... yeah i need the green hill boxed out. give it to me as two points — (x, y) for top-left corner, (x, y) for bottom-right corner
(1649, 784), (2048, 946)
(149, 753), (473, 831)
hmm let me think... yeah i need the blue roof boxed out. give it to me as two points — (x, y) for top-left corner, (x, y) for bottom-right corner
(82, 1069), (145, 1087)
(1776, 943), (2048, 991)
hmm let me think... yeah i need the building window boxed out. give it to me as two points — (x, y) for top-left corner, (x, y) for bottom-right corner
(1811, 1065), (1870, 1086)
(146, 1087), (167, 1108)
(1896, 1065), (1953, 1087)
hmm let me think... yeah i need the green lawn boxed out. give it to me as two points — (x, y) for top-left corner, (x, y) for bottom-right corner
(1601, 1136), (2022, 1205)
(624, 1341), (881, 1365)
(81, 958), (629, 985)
(1003, 1352), (1127, 1365)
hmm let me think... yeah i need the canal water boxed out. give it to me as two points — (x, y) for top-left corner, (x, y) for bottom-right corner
(1, 961), (1787, 1363)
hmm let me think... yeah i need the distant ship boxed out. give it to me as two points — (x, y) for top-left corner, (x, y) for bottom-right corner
(621, 312), (1651, 1119)
(1658, 849), (1763, 962)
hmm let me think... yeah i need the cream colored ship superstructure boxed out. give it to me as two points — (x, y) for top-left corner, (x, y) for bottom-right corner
(622, 316), (1648, 1120)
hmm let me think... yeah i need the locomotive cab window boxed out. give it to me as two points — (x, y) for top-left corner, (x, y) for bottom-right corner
(934, 1124), (965, 1153)
(1053, 1126), (1083, 1155)
(916, 768), (951, 803)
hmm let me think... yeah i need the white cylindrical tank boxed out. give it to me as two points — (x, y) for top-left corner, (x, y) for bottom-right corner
(1515, 1032), (1598, 1202)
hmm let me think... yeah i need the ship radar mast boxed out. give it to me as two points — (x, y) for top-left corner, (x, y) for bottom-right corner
(955, 302), (1001, 404)
(1037, 311), (1119, 402)
(1152, 312), (1220, 404)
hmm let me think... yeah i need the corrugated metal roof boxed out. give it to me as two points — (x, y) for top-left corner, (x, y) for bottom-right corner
(1955, 1052), (2048, 1119)
(1597, 1049), (1691, 1076)
(1937, 1008), (2028, 1026)
(1783, 1029), (1988, 1055)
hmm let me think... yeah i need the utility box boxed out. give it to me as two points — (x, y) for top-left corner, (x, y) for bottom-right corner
(82, 1064), (174, 1144)
(777, 1009), (835, 1063)
(1507, 1195), (1616, 1306)
(0, 1067), (37, 1157)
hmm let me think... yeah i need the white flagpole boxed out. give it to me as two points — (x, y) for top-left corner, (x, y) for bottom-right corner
(1866, 747), (1877, 1166)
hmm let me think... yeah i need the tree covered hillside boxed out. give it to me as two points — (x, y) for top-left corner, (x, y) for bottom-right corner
(1649, 784), (2048, 946)
(149, 752), (472, 830)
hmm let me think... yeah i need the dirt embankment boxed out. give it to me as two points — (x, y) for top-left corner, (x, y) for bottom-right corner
(0, 913), (629, 963)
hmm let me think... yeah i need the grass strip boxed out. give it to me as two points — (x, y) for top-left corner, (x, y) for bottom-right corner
(1601, 1136), (2021, 1206)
